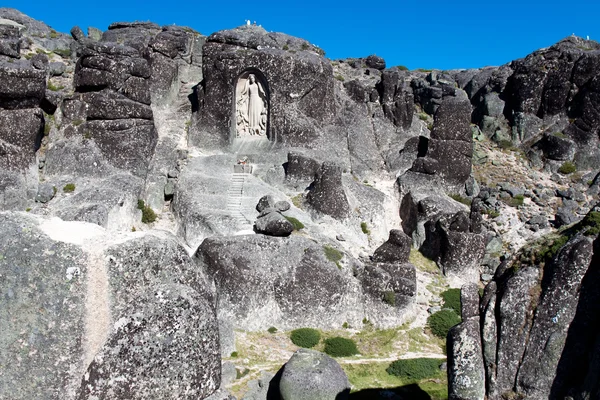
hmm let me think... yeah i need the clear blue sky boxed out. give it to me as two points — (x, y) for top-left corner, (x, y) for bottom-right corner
(4, 0), (599, 70)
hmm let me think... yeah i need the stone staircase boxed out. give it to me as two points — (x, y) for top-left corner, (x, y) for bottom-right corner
(227, 173), (252, 230)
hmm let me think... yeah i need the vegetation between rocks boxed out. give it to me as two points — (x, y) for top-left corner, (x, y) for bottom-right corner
(427, 310), (461, 339)
(386, 357), (445, 381)
(284, 216), (304, 230)
(440, 288), (461, 316)
(63, 183), (75, 193)
(323, 337), (359, 357)
(137, 200), (157, 224)
(290, 328), (321, 348)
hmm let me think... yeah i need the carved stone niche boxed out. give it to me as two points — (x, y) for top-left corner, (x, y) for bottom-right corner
(233, 70), (270, 140)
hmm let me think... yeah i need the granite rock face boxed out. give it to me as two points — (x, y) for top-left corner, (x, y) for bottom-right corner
(0, 212), (220, 400)
(448, 216), (600, 399)
(197, 234), (415, 330)
(191, 25), (335, 148)
(306, 162), (350, 219)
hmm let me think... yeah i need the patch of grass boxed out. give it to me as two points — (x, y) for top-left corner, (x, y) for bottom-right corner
(354, 327), (399, 357)
(552, 131), (566, 139)
(63, 183), (75, 193)
(418, 112), (429, 121)
(397, 65), (409, 71)
(507, 194), (524, 208)
(290, 328), (321, 348)
(323, 244), (343, 269)
(25, 207), (31, 212)
(578, 211), (600, 236)
(427, 310), (461, 339)
(483, 208), (500, 218)
(449, 193), (472, 207)
(291, 194), (303, 209)
(52, 48), (72, 58)
(361, 221), (370, 235)
(558, 161), (577, 175)
(72, 119), (85, 126)
(47, 81), (64, 91)
(230, 351), (238, 358)
(386, 358), (445, 381)
(49, 30), (59, 39)
(409, 249), (439, 273)
(383, 291), (396, 306)
(335, 74), (345, 82)
(282, 44), (289, 50)
(267, 327), (277, 334)
(441, 288), (461, 316)
(323, 337), (359, 357)
(284, 216), (305, 230)
(342, 322), (349, 329)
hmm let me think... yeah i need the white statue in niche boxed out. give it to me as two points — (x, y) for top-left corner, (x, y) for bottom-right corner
(236, 73), (267, 137)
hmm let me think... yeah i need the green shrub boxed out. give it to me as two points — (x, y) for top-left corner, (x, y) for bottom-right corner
(360, 221), (370, 235)
(267, 326), (278, 334)
(441, 288), (461, 316)
(397, 65), (409, 71)
(284, 216), (305, 230)
(323, 337), (359, 357)
(323, 245), (342, 268)
(386, 358), (444, 380)
(449, 193), (472, 207)
(141, 205), (157, 223)
(137, 199), (145, 210)
(427, 309), (461, 338)
(290, 328), (321, 348)
(335, 74), (345, 82)
(383, 291), (396, 306)
(230, 351), (238, 357)
(579, 211), (600, 236)
(342, 322), (349, 329)
(63, 183), (75, 193)
(52, 48), (71, 58)
(558, 161), (577, 175)
(418, 112), (428, 121)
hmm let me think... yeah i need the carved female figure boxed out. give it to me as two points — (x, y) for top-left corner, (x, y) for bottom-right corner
(236, 73), (267, 136)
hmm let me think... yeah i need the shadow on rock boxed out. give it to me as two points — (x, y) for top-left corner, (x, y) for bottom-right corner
(348, 384), (432, 400)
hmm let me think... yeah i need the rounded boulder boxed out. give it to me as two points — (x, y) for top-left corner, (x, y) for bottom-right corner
(279, 349), (350, 400)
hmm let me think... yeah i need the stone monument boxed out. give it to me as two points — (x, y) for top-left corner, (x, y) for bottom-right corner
(235, 71), (268, 137)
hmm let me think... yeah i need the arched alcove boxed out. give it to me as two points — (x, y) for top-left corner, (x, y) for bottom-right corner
(232, 69), (270, 143)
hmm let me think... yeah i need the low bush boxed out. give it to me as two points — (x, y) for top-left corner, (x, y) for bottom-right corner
(386, 358), (444, 380)
(141, 206), (157, 223)
(137, 199), (157, 223)
(397, 65), (409, 71)
(383, 291), (396, 306)
(63, 183), (75, 193)
(427, 309), (461, 339)
(290, 328), (321, 348)
(284, 216), (305, 230)
(323, 337), (359, 357)
(267, 326), (278, 334)
(360, 222), (370, 235)
(323, 245), (342, 268)
(440, 288), (461, 316)
(579, 211), (600, 236)
(558, 161), (577, 175)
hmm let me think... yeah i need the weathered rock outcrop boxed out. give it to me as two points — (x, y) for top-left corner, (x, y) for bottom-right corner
(447, 284), (485, 400)
(0, 212), (220, 400)
(197, 234), (415, 330)
(306, 162), (350, 219)
(449, 213), (600, 399)
(279, 349), (350, 400)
